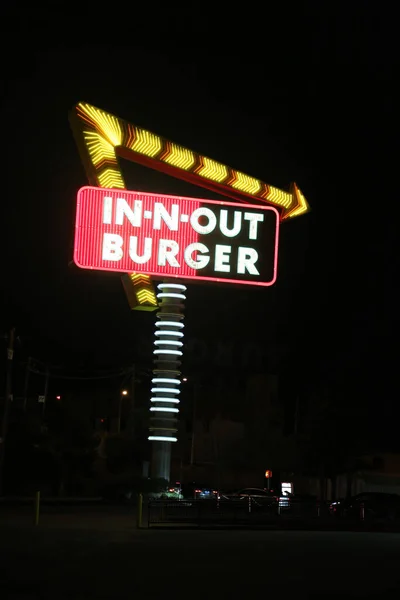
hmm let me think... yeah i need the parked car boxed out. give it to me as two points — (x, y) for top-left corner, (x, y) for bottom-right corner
(194, 487), (218, 500)
(329, 493), (400, 521)
(180, 483), (219, 499)
(279, 493), (320, 515)
(228, 487), (277, 497)
(222, 487), (278, 506)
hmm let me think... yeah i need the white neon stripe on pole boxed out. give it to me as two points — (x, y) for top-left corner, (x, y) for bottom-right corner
(157, 284), (187, 291)
(155, 331), (184, 337)
(157, 293), (186, 299)
(156, 321), (184, 328)
(153, 349), (183, 356)
(151, 388), (180, 394)
(154, 340), (183, 347)
(148, 436), (178, 442)
(150, 397), (180, 404)
(152, 378), (181, 385)
(150, 407), (179, 413)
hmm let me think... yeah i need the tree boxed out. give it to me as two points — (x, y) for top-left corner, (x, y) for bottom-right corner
(297, 384), (369, 499)
(43, 404), (97, 496)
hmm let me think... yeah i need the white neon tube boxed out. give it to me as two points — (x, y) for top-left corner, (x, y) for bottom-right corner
(150, 407), (179, 413)
(155, 331), (184, 337)
(157, 284), (187, 291)
(151, 388), (180, 394)
(148, 436), (178, 442)
(157, 293), (186, 300)
(153, 349), (183, 356)
(156, 321), (184, 328)
(150, 397), (180, 404)
(152, 378), (181, 385)
(154, 340), (183, 347)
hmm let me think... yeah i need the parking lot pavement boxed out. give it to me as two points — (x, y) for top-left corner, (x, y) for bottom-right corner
(1, 511), (400, 599)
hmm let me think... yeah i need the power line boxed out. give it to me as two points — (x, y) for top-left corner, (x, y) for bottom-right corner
(28, 367), (136, 381)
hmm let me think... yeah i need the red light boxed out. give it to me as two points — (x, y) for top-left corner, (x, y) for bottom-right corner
(56, 395), (61, 400)
(75, 187), (199, 278)
(100, 418), (105, 423)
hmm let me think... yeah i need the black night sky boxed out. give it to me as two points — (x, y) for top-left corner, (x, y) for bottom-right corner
(2, 10), (398, 447)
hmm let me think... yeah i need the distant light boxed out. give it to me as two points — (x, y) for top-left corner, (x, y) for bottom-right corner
(182, 377), (188, 382)
(56, 395), (61, 400)
(121, 390), (128, 396)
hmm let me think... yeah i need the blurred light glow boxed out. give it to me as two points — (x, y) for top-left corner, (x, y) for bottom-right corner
(150, 407), (179, 413)
(150, 397), (180, 404)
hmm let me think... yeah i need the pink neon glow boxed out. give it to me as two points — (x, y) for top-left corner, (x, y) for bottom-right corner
(74, 186), (279, 287)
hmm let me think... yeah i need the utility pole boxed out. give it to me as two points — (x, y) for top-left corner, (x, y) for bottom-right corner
(23, 357), (31, 412)
(0, 327), (15, 496)
(42, 366), (50, 419)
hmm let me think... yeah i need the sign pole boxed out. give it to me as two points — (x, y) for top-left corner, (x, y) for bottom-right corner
(149, 281), (186, 484)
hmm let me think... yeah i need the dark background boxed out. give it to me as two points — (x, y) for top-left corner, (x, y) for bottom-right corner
(1, 7), (398, 446)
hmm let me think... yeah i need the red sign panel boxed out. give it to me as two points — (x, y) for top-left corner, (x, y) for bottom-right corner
(74, 186), (279, 287)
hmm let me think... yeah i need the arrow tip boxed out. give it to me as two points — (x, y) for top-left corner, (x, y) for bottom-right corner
(281, 183), (310, 220)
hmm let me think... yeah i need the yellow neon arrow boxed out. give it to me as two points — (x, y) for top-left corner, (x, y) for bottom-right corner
(69, 104), (158, 311)
(70, 102), (310, 222)
(285, 183), (309, 219)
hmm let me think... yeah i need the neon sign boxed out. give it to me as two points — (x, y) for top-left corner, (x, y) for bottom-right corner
(74, 186), (279, 287)
(69, 102), (309, 309)
(70, 103), (309, 220)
